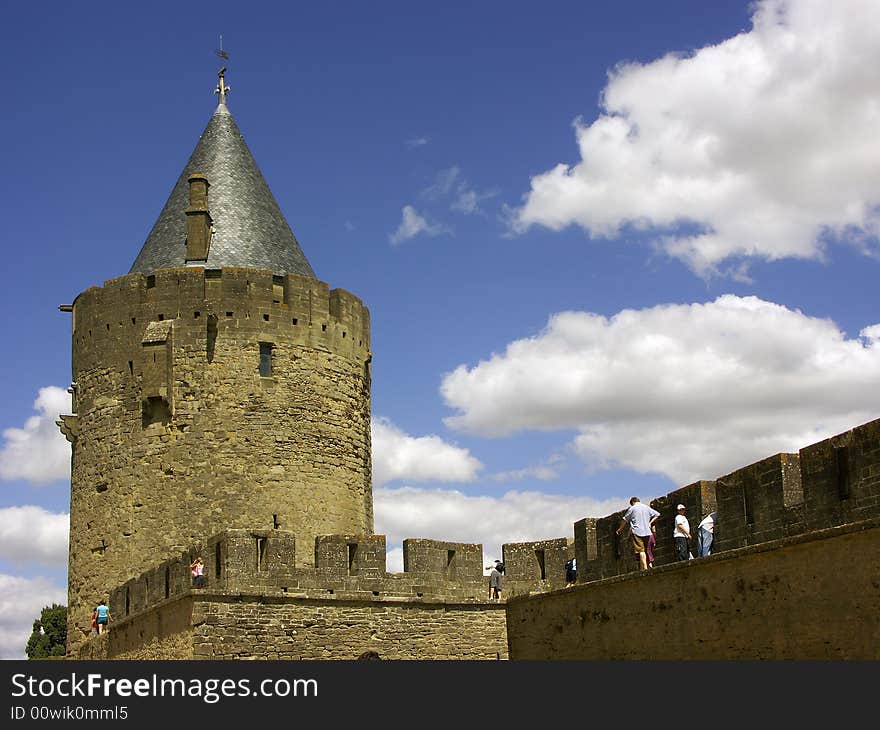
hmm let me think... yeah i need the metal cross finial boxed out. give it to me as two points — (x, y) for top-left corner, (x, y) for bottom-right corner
(214, 35), (231, 104)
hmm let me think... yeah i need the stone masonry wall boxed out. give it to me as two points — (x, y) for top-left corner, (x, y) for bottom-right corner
(64, 267), (372, 651)
(502, 538), (573, 597)
(800, 417), (880, 531)
(714, 453), (803, 553)
(76, 591), (507, 661)
(84, 529), (537, 660)
(193, 595), (507, 660)
(71, 597), (194, 660)
(507, 518), (880, 659)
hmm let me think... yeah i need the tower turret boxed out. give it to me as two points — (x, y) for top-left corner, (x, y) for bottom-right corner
(61, 70), (373, 651)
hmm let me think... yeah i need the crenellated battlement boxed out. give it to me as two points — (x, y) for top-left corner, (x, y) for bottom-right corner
(572, 416), (880, 582)
(104, 530), (584, 628)
(110, 532), (494, 622)
(69, 267), (370, 376)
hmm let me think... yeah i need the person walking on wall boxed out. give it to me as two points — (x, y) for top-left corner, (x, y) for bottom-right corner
(698, 511), (717, 557)
(647, 524), (657, 569)
(95, 600), (112, 635)
(487, 559), (504, 601)
(616, 497), (660, 571)
(673, 504), (692, 561)
(565, 556), (577, 587)
(190, 556), (206, 587)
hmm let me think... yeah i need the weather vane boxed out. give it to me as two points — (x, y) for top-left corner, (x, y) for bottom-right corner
(214, 34), (230, 104)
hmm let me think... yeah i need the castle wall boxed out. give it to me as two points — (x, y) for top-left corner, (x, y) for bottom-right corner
(107, 532), (500, 618)
(192, 595), (507, 660)
(506, 517), (880, 659)
(713, 454), (803, 552)
(82, 530), (508, 660)
(502, 538), (573, 596)
(75, 591), (507, 661)
(800, 417), (880, 531)
(572, 419), (880, 583)
(65, 267), (372, 650)
(67, 396), (880, 660)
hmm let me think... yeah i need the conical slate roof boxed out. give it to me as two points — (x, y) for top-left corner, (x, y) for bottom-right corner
(129, 100), (315, 278)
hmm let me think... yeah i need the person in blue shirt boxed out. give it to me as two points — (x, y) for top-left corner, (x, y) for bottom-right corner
(95, 600), (113, 635)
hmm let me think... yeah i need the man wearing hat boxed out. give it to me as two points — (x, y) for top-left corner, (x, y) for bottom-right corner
(673, 504), (692, 561)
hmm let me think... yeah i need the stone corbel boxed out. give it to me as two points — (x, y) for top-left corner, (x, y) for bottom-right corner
(56, 414), (80, 444)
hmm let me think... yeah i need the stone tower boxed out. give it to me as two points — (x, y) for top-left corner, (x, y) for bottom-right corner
(59, 70), (373, 648)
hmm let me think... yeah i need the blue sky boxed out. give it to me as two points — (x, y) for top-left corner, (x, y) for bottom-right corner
(1, 0), (879, 657)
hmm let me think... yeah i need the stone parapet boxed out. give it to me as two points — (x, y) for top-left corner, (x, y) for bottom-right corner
(506, 517), (880, 660)
(571, 418), (880, 584)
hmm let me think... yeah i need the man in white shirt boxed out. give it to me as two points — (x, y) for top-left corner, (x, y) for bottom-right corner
(673, 504), (691, 561)
(616, 497), (660, 571)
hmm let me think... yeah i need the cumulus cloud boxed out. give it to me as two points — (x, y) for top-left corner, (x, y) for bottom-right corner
(442, 295), (880, 485)
(0, 574), (66, 659)
(375, 486), (628, 571)
(511, 0), (880, 275)
(0, 506), (69, 567)
(389, 205), (450, 244)
(372, 417), (483, 487)
(0, 386), (71, 484)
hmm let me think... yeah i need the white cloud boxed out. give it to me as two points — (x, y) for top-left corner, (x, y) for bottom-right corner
(0, 506), (69, 567)
(405, 136), (431, 148)
(451, 187), (497, 216)
(423, 167), (462, 198)
(442, 295), (880, 485)
(424, 166), (497, 215)
(0, 574), (66, 659)
(491, 465), (560, 482)
(0, 386), (71, 484)
(389, 205), (450, 244)
(375, 486), (628, 570)
(511, 0), (880, 275)
(371, 417), (483, 487)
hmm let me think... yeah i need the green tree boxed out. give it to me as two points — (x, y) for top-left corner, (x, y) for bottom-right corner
(25, 604), (67, 659)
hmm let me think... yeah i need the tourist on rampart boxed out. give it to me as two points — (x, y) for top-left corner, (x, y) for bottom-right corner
(616, 497), (660, 571)
(487, 559), (504, 601)
(565, 557), (577, 587)
(698, 511), (717, 557)
(673, 505), (692, 561)
(190, 556), (206, 587)
(95, 600), (112, 634)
